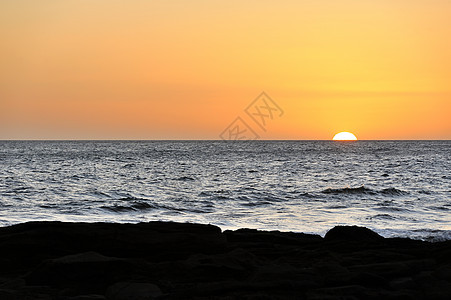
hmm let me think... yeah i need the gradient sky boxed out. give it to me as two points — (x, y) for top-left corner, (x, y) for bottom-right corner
(1, 0), (450, 140)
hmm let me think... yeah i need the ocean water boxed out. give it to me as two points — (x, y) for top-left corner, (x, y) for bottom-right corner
(0, 140), (450, 241)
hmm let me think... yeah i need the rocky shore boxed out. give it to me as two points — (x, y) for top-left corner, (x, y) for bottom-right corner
(0, 221), (450, 299)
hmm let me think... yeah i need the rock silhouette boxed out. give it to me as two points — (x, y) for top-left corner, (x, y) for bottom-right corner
(0, 221), (449, 299)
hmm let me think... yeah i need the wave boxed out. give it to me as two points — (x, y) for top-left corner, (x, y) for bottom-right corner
(92, 190), (111, 198)
(117, 196), (148, 202)
(322, 186), (374, 194)
(199, 189), (233, 199)
(298, 192), (315, 198)
(240, 201), (272, 207)
(158, 204), (212, 214)
(174, 176), (196, 181)
(368, 213), (396, 220)
(380, 188), (408, 196)
(428, 206), (449, 211)
(418, 190), (433, 195)
(101, 205), (136, 212)
(321, 186), (408, 196)
(374, 206), (408, 212)
(130, 201), (154, 210)
(101, 199), (213, 214)
(121, 163), (136, 168)
(411, 229), (451, 242)
(324, 205), (348, 209)
(12, 186), (34, 194)
(101, 199), (156, 212)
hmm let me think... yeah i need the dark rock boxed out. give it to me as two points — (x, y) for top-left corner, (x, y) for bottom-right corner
(348, 272), (388, 288)
(0, 289), (21, 300)
(0, 221), (227, 278)
(307, 285), (368, 299)
(251, 263), (319, 285)
(25, 251), (137, 294)
(67, 295), (106, 300)
(185, 248), (260, 281)
(389, 277), (416, 290)
(434, 264), (451, 281)
(0, 221), (449, 299)
(105, 282), (162, 300)
(0, 278), (25, 290)
(325, 226), (384, 241)
(224, 228), (322, 245)
(349, 259), (435, 280)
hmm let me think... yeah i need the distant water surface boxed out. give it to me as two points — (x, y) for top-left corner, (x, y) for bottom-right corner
(0, 140), (450, 241)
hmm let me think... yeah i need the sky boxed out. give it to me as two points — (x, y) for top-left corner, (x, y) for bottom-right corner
(1, 0), (450, 140)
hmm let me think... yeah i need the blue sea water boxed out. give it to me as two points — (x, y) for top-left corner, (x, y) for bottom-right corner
(0, 140), (450, 241)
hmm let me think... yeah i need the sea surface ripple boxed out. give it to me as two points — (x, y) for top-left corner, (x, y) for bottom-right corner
(0, 140), (450, 241)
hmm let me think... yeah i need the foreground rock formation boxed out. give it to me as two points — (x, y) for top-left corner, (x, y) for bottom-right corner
(0, 222), (450, 299)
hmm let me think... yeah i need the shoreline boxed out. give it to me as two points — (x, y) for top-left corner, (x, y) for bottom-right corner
(1, 219), (449, 242)
(1, 221), (450, 299)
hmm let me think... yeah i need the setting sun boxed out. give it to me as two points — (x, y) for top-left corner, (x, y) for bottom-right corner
(332, 132), (358, 141)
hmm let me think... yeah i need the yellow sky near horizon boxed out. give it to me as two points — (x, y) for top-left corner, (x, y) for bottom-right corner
(1, 0), (450, 139)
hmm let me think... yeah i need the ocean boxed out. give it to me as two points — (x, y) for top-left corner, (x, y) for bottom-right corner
(0, 140), (449, 241)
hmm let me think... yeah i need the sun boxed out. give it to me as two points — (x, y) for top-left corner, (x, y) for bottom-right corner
(332, 132), (358, 141)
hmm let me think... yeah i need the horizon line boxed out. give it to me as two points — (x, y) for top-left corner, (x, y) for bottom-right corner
(1, 139), (450, 142)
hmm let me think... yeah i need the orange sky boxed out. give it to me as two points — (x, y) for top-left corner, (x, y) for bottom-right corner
(1, 0), (450, 140)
